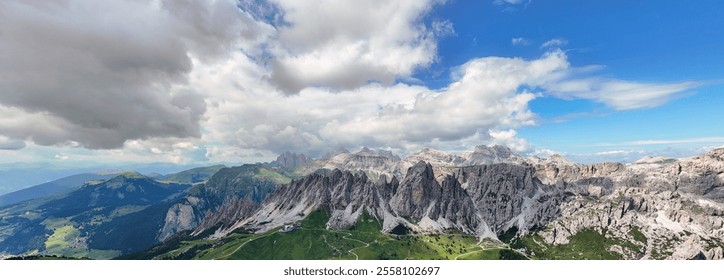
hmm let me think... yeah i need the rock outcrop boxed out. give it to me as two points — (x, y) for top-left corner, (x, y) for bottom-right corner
(273, 152), (312, 170)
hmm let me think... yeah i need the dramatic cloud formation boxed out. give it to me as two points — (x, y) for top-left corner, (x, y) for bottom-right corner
(0, 0), (704, 165)
(267, 0), (443, 94)
(198, 50), (574, 158)
(0, 0), (269, 149)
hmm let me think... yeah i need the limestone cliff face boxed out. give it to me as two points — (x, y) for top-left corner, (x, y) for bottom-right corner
(233, 162), (494, 237)
(322, 147), (401, 180)
(390, 162), (488, 235)
(531, 148), (724, 260)
(237, 169), (398, 233)
(273, 151), (312, 170)
(454, 164), (563, 234)
(193, 198), (259, 236)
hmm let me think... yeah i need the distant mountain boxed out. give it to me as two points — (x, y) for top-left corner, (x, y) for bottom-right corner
(0, 172), (190, 259)
(272, 152), (311, 170)
(0, 172), (120, 208)
(158, 165), (226, 184)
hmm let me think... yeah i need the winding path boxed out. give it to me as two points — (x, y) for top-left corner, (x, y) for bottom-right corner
(341, 233), (370, 260)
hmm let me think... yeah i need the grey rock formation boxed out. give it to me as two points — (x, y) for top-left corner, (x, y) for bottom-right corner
(462, 145), (526, 165)
(454, 164), (563, 234)
(193, 198), (259, 235)
(273, 151), (312, 170)
(390, 161), (487, 235)
(158, 165), (279, 241)
(238, 169), (398, 233)
(322, 147), (401, 180)
(531, 148), (724, 259)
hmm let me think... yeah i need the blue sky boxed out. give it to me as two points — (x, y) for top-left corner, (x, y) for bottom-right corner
(0, 0), (723, 192)
(419, 0), (724, 160)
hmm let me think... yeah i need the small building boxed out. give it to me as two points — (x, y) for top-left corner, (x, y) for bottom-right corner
(280, 224), (297, 232)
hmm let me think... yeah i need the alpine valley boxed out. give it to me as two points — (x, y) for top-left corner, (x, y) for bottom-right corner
(1, 146), (723, 260)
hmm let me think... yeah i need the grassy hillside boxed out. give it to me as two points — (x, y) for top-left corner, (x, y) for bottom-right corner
(509, 228), (645, 260)
(126, 210), (527, 260)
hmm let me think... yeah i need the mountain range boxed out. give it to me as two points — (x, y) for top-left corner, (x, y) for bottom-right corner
(1, 145), (723, 260)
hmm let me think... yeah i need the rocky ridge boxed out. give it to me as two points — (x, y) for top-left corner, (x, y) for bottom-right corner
(160, 146), (724, 260)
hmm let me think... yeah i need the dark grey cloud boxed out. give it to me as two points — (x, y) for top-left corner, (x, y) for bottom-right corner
(0, 0), (262, 149)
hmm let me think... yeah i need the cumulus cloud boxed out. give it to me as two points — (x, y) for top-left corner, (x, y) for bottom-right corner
(266, 0), (442, 94)
(488, 129), (532, 152)
(198, 49), (571, 156)
(0, 0), (271, 149)
(188, 42), (700, 158)
(1, 1), (705, 164)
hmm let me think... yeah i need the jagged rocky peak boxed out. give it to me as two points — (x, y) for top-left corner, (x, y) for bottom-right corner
(454, 163), (552, 234)
(388, 161), (489, 235)
(239, 167), (397, 233)
(391, 161), (440, 218)
(273, 151), (311, 170)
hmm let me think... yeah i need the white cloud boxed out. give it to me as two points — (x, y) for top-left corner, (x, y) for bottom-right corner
(594, 149), (644, 156)
(432, 20), (456, 37)
(488, 129), (532, 152)
(196, 49), (571, 157)
(54, 154), (69, 161)
(511, 37), (529, 46)
(529, 148), (561, 158)
(0, 1), (706, 165)
(541, 38), (568, 48)
(266, 0), (443, 94)
(545, 79), (700, 110)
